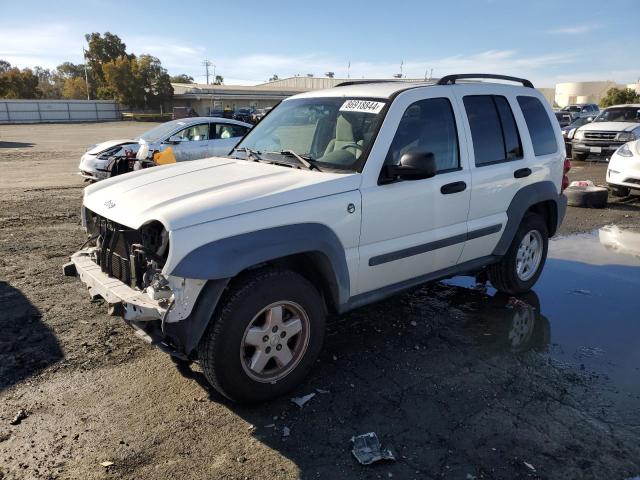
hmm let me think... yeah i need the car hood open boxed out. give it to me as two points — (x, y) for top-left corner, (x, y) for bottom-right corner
(86, 139), (137, 155)
(578, 122), (640, 133)
(83, 157), (359, 230)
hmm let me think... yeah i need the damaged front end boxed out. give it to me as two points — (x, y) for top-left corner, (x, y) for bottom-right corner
(64, 209), (209, 358)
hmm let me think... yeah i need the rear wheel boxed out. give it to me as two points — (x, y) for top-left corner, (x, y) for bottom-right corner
(198, 268), (326, 403)
(488, 213), (549, 295)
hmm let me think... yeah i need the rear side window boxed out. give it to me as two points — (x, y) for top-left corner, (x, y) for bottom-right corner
(517, 96), (558, 156)
(211, 123), (249, 139)
(463, 95), (523, 166)
(385, 97), (459, 173)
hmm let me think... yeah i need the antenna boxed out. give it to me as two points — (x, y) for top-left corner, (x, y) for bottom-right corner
(202, 59), (213, 85)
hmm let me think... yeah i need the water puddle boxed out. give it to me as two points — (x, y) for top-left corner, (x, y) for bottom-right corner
(448, 225), (640, 396)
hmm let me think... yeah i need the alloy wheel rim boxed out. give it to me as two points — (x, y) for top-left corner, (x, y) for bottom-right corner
(516, 230), (543, 281)
(240, 301), (310, 383)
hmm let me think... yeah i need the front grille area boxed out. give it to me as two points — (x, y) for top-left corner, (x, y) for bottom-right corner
(94, 216), (144, 288)
(584, 131), (617, 140)
(625, 178), (640, 185)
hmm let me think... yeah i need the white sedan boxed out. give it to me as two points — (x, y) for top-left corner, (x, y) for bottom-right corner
(607, 140), (640, 197)
(79, 117), (252, 181)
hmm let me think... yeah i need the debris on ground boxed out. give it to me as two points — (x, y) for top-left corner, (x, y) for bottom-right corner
(291, 393), (316, 408)
(523, 461), (536, 472)
(351, 432), (395, 465)
(9, 409), (28, 425)
(282, 426), (290, 438)
(100, 461), (114, 468)
(569, 180), (595, 188)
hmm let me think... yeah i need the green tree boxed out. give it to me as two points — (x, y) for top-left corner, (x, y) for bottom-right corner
(136, 54), (173, 109)
(0, 65), (39, 98)
(213, 75), (223, 85)
(34, 66), (63, 99)
(169, 74), (194, 83)
(84, 32), (128, 96)
(101, 55), (138, 106)
(63, 77), (88, 99)
(56, 62), (86, 80)
(600, 87), (640, 108)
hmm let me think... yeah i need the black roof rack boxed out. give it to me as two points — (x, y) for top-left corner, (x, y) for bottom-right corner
(437, 74), (534, 88)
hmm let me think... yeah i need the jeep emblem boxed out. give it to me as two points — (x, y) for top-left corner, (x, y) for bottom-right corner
(104, 200), (116, 209)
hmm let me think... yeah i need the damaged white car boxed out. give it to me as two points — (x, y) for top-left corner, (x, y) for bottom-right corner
(65, 74), (567, 403)
(78, 117), (252, 181)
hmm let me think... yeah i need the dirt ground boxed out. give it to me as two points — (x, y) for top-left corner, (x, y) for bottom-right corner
(1, 122), (639, 480)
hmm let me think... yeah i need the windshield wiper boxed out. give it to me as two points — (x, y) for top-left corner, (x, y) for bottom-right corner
(233, 146), (263, 162)
(279, 150), (322, 171)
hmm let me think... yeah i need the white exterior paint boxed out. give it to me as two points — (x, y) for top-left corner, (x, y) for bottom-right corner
(607, 140), (640, 191)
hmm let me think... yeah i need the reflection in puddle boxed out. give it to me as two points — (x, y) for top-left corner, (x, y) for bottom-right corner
(448, 225), (640, 396)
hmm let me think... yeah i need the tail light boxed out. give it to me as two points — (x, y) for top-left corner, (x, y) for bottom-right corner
(561, 158), (571, 192)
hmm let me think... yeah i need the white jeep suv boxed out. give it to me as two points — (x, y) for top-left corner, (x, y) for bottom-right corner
(64, 74), (568, 403)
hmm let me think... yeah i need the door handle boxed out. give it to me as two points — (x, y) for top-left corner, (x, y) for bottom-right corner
(440, 181), (467, 194)
(514, 168), (532, 178)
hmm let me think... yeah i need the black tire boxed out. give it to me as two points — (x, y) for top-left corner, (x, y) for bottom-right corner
(198, 268), (326, 403)
(610, 186), (630, 198)
(572, 152), (588, 161)
(565, 185), (608, 208)
(488, 213), (548, 295)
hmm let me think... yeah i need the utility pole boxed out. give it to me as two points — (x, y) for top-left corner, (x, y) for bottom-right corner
(202, 59), (213, 85)
(82, 47), (90, 100)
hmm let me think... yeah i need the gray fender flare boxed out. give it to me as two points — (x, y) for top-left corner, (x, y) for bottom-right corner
(492, 181), (565, 256)
(170, 222), (350, 304)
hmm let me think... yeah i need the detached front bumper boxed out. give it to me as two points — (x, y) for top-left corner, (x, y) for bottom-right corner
(65, 249), (167, 321)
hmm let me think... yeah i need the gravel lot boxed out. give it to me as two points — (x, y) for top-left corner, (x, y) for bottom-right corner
(1, 122), (639, 480)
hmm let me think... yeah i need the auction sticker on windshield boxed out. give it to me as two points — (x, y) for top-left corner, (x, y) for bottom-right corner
(340, 100), (385, 114)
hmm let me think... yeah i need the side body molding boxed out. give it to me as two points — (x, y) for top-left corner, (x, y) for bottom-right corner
(492, 180), (565, 256)
(170, 223), (351, 305)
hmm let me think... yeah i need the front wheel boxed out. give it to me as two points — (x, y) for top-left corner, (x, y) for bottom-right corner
(198, 268), (326, 403)
(488, 213), (549, 295)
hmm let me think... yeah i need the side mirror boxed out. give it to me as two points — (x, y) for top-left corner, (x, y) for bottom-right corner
(382, 151), (437, 182)
(167, 135), (184, 144)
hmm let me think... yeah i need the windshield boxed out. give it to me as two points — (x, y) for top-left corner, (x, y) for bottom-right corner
(234, 97), (386, 171)
(594, 107), (640, 123)
(140, 119), (189, 142)
(562, 105), (581, 112)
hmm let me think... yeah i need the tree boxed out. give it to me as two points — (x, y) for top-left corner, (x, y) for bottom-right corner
(63, 77), (88, 99)
(169, 74), (194, 84)
(101, 55), (138, 106)
(84, 32), (128, 96)
(268, 74), (279, 82)
(213, 75), (223, 85)
(0, 66), (39, 98)
(34, 66), (63, 99)
(0, 60), (11, 74)
(56, 62), (86, 80)
(136, 54), (173, 109)
(600, 87), (640, 108)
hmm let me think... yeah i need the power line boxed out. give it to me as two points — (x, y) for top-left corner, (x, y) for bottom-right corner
(202, 59), (213, 85)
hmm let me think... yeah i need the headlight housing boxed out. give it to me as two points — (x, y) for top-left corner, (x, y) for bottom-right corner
(615, 143), (634, 157)
(616, 132), (636, 142)
(574, 130), (585, 140)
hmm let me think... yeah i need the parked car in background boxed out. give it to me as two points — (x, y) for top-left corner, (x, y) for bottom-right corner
(251, 107), (273, 123)
(233, 107), (256, 123)
(561, 116), (592, 157)
(607, 139), (640, 197)
(65, 73), (567, 403)
(555, 112), (573, 127)
(571, 104), (640, 160)
(561, 103), (600, 120)
(172, 107), (199, 120)
(78, 117), (252, 181)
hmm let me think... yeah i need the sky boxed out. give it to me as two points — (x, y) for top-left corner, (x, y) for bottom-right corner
(1, 0), (638, 87)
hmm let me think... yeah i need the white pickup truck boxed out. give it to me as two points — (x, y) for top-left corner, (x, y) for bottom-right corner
(64, 74), (568, 403)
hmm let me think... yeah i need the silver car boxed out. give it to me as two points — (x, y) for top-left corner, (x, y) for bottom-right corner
(79, 117), (252, 181)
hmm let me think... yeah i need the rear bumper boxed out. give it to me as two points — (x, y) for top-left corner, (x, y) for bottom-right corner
(65, 249), (166, 321)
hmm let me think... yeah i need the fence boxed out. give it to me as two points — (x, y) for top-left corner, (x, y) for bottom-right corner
(0, 100), (122, 124)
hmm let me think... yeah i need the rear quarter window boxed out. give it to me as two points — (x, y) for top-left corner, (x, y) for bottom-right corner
(517, 96), (558, 156)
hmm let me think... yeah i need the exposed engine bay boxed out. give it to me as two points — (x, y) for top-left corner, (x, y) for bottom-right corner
(84, 209), (171, 302)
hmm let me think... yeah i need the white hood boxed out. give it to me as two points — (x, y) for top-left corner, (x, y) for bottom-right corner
(577, 122), (640, 133)
(83, 157), (360, 231)
(86, 139), (137, 155)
